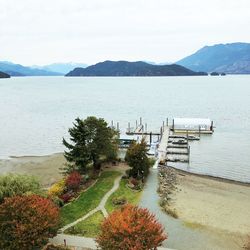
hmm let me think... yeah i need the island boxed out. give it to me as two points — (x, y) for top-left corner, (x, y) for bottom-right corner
(210, 72), (220, 76)
(65, 60), (208, 77)
(0, 71), (10, 78)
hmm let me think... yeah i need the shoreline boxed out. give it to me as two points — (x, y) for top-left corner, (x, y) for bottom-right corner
(169, 165), (250, 187)
(0, 153), (66, 187)
(158, 166), (250, 249)
(1, 152), (250, 185)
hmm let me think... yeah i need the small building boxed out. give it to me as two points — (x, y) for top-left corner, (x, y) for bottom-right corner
(172, 118), (214, 133)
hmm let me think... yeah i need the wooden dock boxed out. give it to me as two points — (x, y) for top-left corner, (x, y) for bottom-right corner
(158, 126), (190, 164)
(158, 126), (170, 162)
(115, 116), (214, 166)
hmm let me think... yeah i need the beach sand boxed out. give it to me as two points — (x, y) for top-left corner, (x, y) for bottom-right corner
(0, 153), (66, 187)
(170, 169), (250, 249)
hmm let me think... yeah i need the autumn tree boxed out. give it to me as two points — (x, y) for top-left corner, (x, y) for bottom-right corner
(0, 194), (60, 250)
(0, 174), (42, 203)
(63, 117), (118, 173)
(96, 204), (167, 250)
(125, 139), (150, 179)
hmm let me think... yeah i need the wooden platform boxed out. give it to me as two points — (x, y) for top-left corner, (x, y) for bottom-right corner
(158, 126), (190, 164)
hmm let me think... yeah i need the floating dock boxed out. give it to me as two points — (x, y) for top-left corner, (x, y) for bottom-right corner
(113, 117), (214, 164)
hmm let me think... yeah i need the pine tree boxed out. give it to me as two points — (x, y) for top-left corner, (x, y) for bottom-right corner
(63, 117), (118, 173)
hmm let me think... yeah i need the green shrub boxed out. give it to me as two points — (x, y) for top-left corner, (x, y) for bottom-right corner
(112, 196), (127, 205)
(0, 174), (42, 203)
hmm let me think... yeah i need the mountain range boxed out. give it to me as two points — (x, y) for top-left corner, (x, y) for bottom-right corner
(31, 62), (88, 74)
(65, 61), (207, 77)
(0, 61), (61, 76)
(177, 42), (250, 74)
(1, 42), (250, 76)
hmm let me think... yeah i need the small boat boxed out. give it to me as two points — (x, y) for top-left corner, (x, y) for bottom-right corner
(172, 139), (187, 145)
(187, 135), (200, 141)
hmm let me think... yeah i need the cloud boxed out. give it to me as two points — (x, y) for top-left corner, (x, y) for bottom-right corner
(0, 0), (250, 64)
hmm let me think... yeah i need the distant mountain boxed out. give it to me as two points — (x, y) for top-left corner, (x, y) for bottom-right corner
(177, 42), (250, 74)
(32, 62), (88, 74)
(0, 71), (10, 78)
(0, 61), (62, 76)
(65, 60), (207, 77)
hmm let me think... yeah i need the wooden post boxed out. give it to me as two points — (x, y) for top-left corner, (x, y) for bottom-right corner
(188, 145), (190, 163)
(186, 130), (189, 143)
(136, 120), (138, 129)
(140, 117), (142, 125)
(211, 121), (214, 131)
(166, 118), (169, 126)
(128, 122), (130, 132)
(145, 123), (147, 132)
(150, 132), (152, 145)
(111, 120), (113, 128)
(117, 122), (119, 131)
(172, 119), (175, 131)
(162, 121), (165, 131)
(199, 125), (201, 137)
(160, 127), (163, 140)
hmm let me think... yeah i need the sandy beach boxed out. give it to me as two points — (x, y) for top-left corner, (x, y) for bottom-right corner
(0, 153), (66, 187)
(169, 168), (250, 249)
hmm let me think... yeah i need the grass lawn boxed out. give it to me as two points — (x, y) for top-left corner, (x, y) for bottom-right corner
(61, 171), (121, 226)
(64, 211), (104, 237)
(105, 178), (142, 213)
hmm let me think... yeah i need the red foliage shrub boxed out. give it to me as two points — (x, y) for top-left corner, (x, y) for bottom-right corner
(96, 204), (167, 250)
(65, 171), (82, 191)
(60, 192), (74, 203)
(130, 178), (139, 186)
(0, 194), (60, 250)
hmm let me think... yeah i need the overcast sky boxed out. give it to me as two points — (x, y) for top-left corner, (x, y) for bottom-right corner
(1, 0), (250, 65)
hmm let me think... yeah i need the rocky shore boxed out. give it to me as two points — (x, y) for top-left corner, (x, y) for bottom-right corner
(157, 166), (179, 218)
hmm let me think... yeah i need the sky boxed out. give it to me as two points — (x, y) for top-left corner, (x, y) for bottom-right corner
(1, 0), (250, 65)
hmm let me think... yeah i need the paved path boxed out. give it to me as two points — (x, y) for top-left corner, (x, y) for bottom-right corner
(60, 175), (122, 232)
(51, 233), (174, 250)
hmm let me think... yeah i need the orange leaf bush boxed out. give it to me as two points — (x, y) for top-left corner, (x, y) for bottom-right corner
(0, 194), (60, 250)
(96, 204), (167, 250)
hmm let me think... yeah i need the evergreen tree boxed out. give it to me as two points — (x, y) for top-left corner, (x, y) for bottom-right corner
(63, 117), (118, 173)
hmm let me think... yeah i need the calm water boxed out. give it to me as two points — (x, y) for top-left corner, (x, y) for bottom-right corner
(0, 76), (250, 182)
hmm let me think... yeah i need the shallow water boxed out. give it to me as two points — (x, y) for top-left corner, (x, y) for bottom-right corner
(0, 76), (249, 182)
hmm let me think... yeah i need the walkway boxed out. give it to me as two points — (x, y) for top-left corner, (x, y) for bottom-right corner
(51, 171), (175, 249)
(158, 126), (170, 162)
(51, 233), (175, 250)
(60, 175), (122, 232)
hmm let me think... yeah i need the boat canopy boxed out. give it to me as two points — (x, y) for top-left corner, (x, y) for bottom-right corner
(173, 118), (212, 131)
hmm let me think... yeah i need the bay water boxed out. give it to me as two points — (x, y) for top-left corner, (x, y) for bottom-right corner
(0, 76), (249, 182)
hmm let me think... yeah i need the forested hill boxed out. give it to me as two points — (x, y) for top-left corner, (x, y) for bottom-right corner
(65, 60), (208, 76)
(0, 71), (10, 78)
(177, 42), (250, 74)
